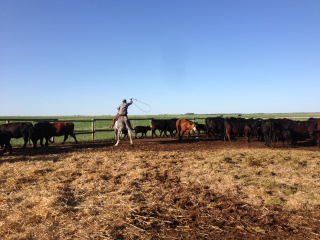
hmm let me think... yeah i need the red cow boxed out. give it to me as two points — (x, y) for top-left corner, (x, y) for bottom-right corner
(176, 119), (197, 140)
(50, 122), (78, 143)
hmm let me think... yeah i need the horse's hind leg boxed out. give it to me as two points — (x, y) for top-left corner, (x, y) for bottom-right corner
(128, 131), (133, 145)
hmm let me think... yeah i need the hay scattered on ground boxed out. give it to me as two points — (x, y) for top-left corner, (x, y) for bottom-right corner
(0, 140), (320, 239)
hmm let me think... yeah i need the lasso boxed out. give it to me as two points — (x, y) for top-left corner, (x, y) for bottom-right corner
(130, 98), (151, 113)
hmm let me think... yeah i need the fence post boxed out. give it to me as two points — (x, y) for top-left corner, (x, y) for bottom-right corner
(92, 118), (95, 142)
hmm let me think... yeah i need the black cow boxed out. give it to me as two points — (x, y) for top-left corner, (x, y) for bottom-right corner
(261, 120), (272, 147)
(166, 119), (178, 138)
(274, 119), (293, 147)
(150, 119), (167, 138)
(195, 123), (206, 136)
(313, 131), (320, 148)
(0, 131), (13, 155)
(134, 126), (151, 138)
(291, 120), (318, 145)
(150, 119), (177, 138)
(205, 117), (224, 138)
(0, 122), (33, 148)
(28, 121), (52, 148)
(251, 118), (264, 141)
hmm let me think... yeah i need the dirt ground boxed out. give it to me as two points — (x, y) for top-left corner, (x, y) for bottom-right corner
(1, 135), (320, 239)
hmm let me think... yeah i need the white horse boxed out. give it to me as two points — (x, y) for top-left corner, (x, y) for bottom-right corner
(114, 116), (135, 146)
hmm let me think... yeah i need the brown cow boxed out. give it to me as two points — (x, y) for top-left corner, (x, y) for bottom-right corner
(313, 131), (320, 148)
(308, 118), (320, 131)
(176, 119), (197, 140)
(50, 122), (78, 143)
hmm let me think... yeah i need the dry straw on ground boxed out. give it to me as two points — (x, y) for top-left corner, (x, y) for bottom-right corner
(0, 139), (320, 239)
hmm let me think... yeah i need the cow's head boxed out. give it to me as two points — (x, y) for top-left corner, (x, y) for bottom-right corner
(192, 123), (197, 132)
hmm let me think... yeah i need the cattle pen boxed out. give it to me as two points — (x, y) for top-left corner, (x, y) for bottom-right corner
(0, 113), (318, 145)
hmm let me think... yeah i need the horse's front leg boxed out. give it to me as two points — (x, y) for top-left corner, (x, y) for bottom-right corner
(115, 131), (122, 146)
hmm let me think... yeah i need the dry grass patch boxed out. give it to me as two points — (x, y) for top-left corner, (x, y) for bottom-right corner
(0, 147), (320, 239)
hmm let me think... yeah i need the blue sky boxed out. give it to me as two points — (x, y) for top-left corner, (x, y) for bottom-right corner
(1, 0), (319, 116)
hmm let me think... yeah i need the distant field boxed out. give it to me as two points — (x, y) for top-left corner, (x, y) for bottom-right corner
(1, 112), (319, 146)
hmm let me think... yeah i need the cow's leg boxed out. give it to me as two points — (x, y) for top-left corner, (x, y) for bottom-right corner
(227, 132), (231, 142)
(8, 143), (12, 154)
(71, 133), (78, 143)
(31, 138), (37, 149)
(62, 135), (69, 144)
(179, 132), (184, 140)
(22, 137), (28, 148)
(45, 138), (49, 147)
(0, 144), (5, 155)
(186, 130), (192, 139)
(152, 129), (158, 138)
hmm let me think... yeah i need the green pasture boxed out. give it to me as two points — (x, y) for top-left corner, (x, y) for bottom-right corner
(1, 113), (319, 147)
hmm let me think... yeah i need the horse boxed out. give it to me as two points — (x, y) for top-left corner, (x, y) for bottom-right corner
(113, 116), (135, 146)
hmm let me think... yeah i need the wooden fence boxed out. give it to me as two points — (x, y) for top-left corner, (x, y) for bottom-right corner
(1, 116), (313, 142)
(2, 118), (156, 141)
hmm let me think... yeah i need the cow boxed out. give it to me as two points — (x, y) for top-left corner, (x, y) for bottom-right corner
(251, 118), (264, 141)
(50, 122), (78, 143)
(261, 119), (272, 147)
(0, 131), (13, 155)
(0, 122), (33, 148)
(28, 121), (52, 148)
(205, 117), (224, 138)
(308, 118), (320, 131)
(114, 116), (135, 146)
(313, 131), (320, 148)
(195, 123), (206, 136)
(150, 119), (169, 138)
(176, 119), (197, 140)
(223, 118), (252, 143)
(274, 119), (293, 147)
(166, 119), (178, 138)
(291, 120), (318, 146)
(134, 126), (151, 138)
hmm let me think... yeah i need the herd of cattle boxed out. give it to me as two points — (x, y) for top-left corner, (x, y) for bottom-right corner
(0, 117), (320, 155)
(0, 122), (77, 155)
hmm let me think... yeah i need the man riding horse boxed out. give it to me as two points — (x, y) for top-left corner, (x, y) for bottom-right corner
(110, 99), (133, 128)
(110, 99), (136, 146)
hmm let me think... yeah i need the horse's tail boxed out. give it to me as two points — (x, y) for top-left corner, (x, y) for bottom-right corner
(124, 117), (135, 136)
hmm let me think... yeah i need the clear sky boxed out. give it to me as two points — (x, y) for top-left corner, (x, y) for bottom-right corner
(1, 0), (319, 116)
